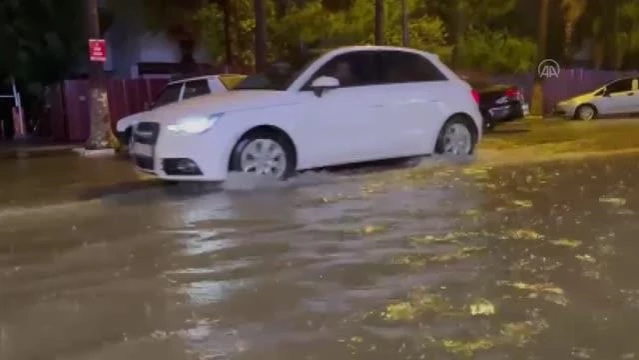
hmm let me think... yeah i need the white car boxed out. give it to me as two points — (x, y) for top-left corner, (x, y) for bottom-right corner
(129, 46), (483, 182)
(554, 76), (639, 120)
(115, 74), (246, 147)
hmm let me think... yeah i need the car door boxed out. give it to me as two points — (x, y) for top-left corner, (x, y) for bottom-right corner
(596, 78), (634, 115)
(296, 51), (386, 167)
(377, 50), (450, 157)
(627, 78), (639, 113)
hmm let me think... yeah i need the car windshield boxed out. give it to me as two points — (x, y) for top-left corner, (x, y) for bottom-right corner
(233, 56), (318, 91)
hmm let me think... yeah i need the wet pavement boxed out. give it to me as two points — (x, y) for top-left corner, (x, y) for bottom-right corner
(3, 119), (639, 359)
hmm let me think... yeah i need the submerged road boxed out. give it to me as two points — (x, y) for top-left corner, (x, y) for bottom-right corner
(2, 119), (639, 359)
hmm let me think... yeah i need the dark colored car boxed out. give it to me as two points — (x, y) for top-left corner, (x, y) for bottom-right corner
(465, 78), (529, 130)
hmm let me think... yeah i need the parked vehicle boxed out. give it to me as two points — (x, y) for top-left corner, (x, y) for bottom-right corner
(115, 74), (246, 148)
(129, 46), (483, 182)
(554, 77), (639, 120)
(464, 77), (529, 130)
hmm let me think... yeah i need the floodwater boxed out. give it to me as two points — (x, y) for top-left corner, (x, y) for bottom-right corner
(3, 120), (639, 359)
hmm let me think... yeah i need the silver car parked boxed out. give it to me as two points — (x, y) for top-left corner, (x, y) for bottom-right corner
(554, 77), (639, 120)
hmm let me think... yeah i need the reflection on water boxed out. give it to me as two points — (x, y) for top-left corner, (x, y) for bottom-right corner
(3, 153), (639, 359)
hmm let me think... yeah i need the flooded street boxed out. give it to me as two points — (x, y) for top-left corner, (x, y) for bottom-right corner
(3, 119), (639, 359)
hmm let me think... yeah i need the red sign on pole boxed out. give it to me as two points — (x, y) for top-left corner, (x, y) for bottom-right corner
(88, 39), (107, 62)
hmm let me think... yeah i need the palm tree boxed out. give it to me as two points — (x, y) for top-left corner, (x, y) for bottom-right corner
(86, 0), (114, 149)
(561, 0), (587, 61)
(375, 0), (384, 45)
(253, 0), (267, 71)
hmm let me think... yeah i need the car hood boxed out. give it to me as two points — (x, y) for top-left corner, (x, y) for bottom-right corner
(560, 91), (595, 104)
(146, 90), (295, 122)
(116, 111), (148, 131)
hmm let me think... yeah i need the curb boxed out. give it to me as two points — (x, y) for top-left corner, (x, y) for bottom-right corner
(0, 146), (76, 160)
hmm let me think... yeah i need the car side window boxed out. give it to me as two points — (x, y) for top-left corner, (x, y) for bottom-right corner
(606, 79), (633, 94)
(182, 79), (211, 99)
(304, 51), (379, 89)
(379, 51), (447, 83)
(153, 83), (183, 108)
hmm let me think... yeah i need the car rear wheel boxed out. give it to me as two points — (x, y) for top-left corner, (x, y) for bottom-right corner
(435, 116), (477, 156)
(575, 104), (597, 121)
(229, 132), (295, 180)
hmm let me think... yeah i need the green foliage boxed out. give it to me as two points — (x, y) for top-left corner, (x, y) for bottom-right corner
(455, 29), (537, 73)
(274, 0), (451, 58)
(0, 0), (85, 88)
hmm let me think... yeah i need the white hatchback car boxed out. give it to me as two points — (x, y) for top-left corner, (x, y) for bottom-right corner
(554, 77), (639, 120)
(130, 46), (483, 181)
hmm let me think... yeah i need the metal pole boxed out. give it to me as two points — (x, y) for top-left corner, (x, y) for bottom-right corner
(401, 0), (409, 46)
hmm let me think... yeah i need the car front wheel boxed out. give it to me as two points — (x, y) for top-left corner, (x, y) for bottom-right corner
(229, 131), (295, 180)
(575, 104), (597, 121)
(435, 116), (477, 156)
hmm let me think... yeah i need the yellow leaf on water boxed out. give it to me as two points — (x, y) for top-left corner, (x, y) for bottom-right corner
(469, 298), (496, 316)
(503, 229), (544, 241)
(361, 224), (387, 235)
(513, 200), (533, 208)
(599, 196), (626, 206)
(550, 238), (582, 248)
(576, 254), (596, 263)
(383, 302), (416, 321)
(442, 338), (495, 357)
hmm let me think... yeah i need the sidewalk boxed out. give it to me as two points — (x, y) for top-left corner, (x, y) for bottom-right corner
(0, 138), (81, 159)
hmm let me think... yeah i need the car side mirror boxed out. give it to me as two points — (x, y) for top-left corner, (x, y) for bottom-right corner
(310, 76), (340, 97)
(600, 88), (610, 97)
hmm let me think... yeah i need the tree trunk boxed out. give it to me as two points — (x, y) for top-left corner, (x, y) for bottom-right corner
(253, 0), (267, 72)
(223, 0), (233, 70)
(401, 0), (409, 46)
(450, 0), (465, 70)
(374, 0), (384, 45)
(531, 0), (549, 117)
(85, 0), (113, 150)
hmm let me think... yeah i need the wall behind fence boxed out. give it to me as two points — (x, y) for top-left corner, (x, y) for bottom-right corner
(46, 68), (639, 142)
(51, 78), (168, 142)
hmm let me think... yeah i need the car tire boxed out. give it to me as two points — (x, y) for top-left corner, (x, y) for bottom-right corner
(229, 131), (296, 180)
(575, 104), (597, 121)
(435, 115), (477, 156)
(482, 113), (495, 132)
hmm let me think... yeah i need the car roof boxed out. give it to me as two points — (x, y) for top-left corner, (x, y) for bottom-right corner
(324, 45), (436, 58)
(168, 73), (245, 85)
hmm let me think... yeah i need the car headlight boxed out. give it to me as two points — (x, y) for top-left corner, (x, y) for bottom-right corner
(167, 113), (223, 134)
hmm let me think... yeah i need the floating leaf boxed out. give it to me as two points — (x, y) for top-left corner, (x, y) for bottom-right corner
(499, 319), (549, 346)
(361, 224), (387, 235)
(469, 298), (496, 316)
(513, 200), (533, 208)
(550, 238), (582, 248)
(442, 338), (495, 357)
(576, 254), (596, 263)
(599, 196), (626, 206)
(503, 229), (544, 241)
(383, 302), (416, 321)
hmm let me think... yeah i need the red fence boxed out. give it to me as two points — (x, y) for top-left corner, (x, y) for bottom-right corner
(44, 78), (168, 142)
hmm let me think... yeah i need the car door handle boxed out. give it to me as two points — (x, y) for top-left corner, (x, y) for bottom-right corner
(373, 104), (384, 108)
(628, 92), (634, 95)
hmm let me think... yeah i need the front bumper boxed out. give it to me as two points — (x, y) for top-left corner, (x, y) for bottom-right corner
(553, 103), (577, 117)
(130, 122), (231, 182)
